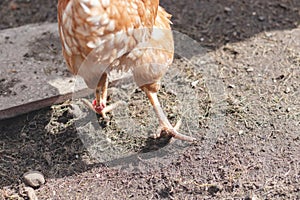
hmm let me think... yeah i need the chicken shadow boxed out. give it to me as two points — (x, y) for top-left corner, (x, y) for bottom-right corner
(0, 0), (299, 189)
(0, 106), (189, 188)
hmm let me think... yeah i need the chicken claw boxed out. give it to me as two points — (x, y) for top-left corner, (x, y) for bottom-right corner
(81, 98), (123, 119)
(154, 121), (196, 142)
(142, 84), (197, 142)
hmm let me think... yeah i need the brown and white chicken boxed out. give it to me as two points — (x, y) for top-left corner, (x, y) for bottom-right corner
(57, 0), (196, 141)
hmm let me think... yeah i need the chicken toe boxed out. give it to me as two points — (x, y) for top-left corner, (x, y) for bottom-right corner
(81, 98), (124, 119)
(142, 84), (196, 142)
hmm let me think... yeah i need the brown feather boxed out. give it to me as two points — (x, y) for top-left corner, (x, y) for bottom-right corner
(58, 0), (173, 88)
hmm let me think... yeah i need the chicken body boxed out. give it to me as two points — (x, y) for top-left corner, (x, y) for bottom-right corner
(58, 0), (196, 141)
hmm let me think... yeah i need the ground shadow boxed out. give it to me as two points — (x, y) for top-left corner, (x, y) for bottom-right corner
(0, 108), (86, 187)
(0, 106), (182, 187)
(1, 0), (299, 50)
(161, 0), (300, 48)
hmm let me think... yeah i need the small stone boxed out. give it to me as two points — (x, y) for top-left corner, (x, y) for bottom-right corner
(246, 67), (254, 72)
(284, 87), (291, 93)
(224, 7), (232, 12)
(238, 130), (244, 135)
(228, 84), (235, 88)
(20, 132), (28, 138)
(191, 80), (199, 88)
(23, 171), (45, 188)
(258, 16), (265, 21)
(265, 32), (273, 37)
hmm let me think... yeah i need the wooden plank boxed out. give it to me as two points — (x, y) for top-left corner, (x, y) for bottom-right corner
(0, 23), (133, 120)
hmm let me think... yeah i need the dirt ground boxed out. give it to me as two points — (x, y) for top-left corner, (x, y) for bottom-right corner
(0, 0), (300, 199)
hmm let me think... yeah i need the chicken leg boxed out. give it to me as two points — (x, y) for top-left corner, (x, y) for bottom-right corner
(141, 83), (196, 142)
(94, 72), (108, 113)
(82, 72), (121, 118)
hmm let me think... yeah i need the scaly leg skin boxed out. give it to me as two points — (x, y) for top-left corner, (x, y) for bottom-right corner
(141, 83), (197, 142)
(81, 73), (121, 119)
(94, 72), (108, 117)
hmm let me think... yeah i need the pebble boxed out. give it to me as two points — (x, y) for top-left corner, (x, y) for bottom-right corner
(23, 171), (45, 188)
(284, 87), (291, 93)
(228, 84), (236, 88)
(224, 7), (232, 12)
(191, 80), (199, 88)
(258, 16), (265, 21)
(246, 67), (254, 72)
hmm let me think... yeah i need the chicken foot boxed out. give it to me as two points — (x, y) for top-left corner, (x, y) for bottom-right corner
(142, 84), (197, 142)
(81, 73), (122, 119)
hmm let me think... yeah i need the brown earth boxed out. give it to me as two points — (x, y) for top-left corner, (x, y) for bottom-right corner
(0, 0), (300, 199)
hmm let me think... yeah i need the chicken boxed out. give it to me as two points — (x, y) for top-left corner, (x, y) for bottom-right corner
(57, 0), (196, 142)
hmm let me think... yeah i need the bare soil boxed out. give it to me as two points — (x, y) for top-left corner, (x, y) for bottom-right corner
(0, 0), (300, 199)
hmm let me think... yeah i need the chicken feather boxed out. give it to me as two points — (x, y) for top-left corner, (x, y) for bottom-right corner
(57, 0), (196, 141)
(59, 2), (154, 67)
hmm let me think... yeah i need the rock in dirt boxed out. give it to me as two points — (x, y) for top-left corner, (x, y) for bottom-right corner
(23, 171), (45, 188)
